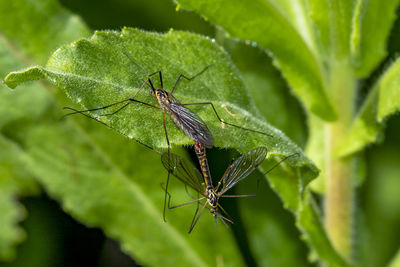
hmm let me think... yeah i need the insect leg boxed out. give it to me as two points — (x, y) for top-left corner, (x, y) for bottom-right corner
(188, 201), (208, 234)
(162, 112), (170, 153)
(170, 65), (212, 94)
(62, 107), (161, 154)
(161, 172), (172, 222)
(182, 102), (272, 137)
(168, 197), (205, 209)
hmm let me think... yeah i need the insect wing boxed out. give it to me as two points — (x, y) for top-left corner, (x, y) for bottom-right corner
(168, 103), (214, 148)
(161, 152), (206, 195)
(220, 147), (268, 194)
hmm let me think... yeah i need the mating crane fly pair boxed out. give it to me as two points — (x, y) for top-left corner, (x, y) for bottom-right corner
(63, 52), (289, 233)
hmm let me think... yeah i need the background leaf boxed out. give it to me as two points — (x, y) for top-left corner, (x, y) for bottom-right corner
(329, 0), (355, 59)
(176, 0), (336, 121)
(336, 57), (400, 156)
(357, 116), (400, 267)
(0, 137), (27, 261)
(0, 0), (89, 65)
(351, 0), (400, 77)
(223, 38), (307, 146)
(0, 0), (90, 260)
(308, 0), (331, 60)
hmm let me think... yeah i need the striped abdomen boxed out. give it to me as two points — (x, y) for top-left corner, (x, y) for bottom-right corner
(194, 142), (213, 190)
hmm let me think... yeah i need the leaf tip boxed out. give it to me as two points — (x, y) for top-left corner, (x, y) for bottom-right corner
(3, 67), (46, 89)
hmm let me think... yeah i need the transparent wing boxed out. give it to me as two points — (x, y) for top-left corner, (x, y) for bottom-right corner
(220, 147), (268, 194)
(168, 103), (214, 148)
(161, 152), (206, 196)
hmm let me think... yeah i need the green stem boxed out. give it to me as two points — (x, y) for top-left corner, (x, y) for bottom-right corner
(324, 62), (356, 261)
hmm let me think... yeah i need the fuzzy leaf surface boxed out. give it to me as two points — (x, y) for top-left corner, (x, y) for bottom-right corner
(4, 28), (318, 187)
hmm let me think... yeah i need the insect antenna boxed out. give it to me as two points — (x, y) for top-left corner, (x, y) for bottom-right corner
(123, 51), (164, 89)
(123, 51), (150, 77)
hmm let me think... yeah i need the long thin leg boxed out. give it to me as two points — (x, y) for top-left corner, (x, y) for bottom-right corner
(168, 197), (205, 209)
(62, 107), (161, 154)
(215, 162), (234, 191)
(162, 172), (172, 222)
(188, 202), (208, 234)
(220, 194), (256, 198)
(189, 198), (201, 231)
(61, 78), (159, 119)
(61, 98), (131, 119)
(62, 98), (160, 120)
(264, 153), (299, 175)
(182, 102), (272, 137)
(216, 212), (233, 227)
(170, 65), (212, 94)
(216, 204), (234, 224)
(162, 112), (170, 153)
(184, 184), (198, 200)
(100, 98), (161, 117)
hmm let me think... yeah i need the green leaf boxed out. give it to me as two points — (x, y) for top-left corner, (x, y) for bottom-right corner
(224, 38), (307, 146)
(176, 0), (336, 121)
(351, 0), (400, 77)
(308, 0), (331, 59)
(0, 0), (91, 131)
(336, 57), (400, 156)
(21, 120), (245, 266)
(60, 0), (214, 36)
(329, 0), (356, 59)
(0, 0), (90, 65)
(258, 0), (319, 56)
(0, 0), (90, 260)
(297, 192), (352, 267)
(0, 37), (52, 130)
(4, 28), (317, 184)
(0, 175), (25, 261)
(306, 115), (327, 193)
(388, 249), (400, 267)
(236, 171), (312, 267)
(358, 131), (400, 267)
(0, 135), (29, 261)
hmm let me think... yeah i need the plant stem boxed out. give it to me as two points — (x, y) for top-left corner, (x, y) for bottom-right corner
(324, 62), (356, 261)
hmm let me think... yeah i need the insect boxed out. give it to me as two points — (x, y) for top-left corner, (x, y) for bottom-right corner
(161, 147), (268, 233)
(63, 52), (272, 152)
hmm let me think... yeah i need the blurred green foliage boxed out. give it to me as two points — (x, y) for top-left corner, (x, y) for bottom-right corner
(1, 0), (400, 266)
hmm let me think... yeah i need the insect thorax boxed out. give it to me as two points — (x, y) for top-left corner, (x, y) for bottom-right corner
(153, 89), (170, 104)
(207, 189), (218, 209)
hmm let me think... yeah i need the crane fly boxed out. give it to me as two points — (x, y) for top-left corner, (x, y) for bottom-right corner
(161, 147), (268, 233)
(62, 52), (273, 222)
(62, 52), (272, 152)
